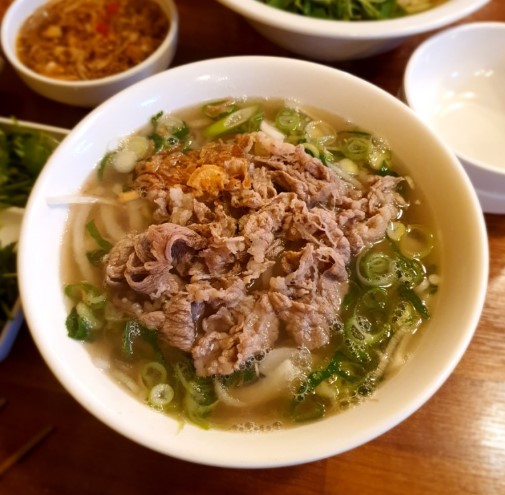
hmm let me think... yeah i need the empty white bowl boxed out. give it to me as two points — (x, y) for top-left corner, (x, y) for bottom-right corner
(0, 0), (178, 107)
(217, 0), (490, 61)
(18, 56), (488, 468)
(404, 22), (505, 214)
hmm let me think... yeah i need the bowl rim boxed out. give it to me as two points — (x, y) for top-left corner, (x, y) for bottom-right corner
(403, 21), (505, 177)
(18, 56), (489, 468)
(216, 0), (491, 39)
(0, 0), (179, 88)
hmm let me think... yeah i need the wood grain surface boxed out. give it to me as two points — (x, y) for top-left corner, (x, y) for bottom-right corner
(1, 1), (504, 494)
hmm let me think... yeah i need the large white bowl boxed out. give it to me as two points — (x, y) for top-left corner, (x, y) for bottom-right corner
(0, 0), (178, 107)
(18, 56), (488, 468)
(404, 22), (505, 214)
(217, 0), (490, 61)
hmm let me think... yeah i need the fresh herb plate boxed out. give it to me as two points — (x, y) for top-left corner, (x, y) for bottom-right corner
(0, 207), (23, 361)
(0, 117), (68, 360)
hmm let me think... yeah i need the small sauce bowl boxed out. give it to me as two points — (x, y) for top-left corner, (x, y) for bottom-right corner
(0, 0), (178, 108)
(404, 22), (505, 214)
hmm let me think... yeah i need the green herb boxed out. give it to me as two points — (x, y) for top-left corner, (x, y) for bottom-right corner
(0, 124), (60, 209)
(123, 320), (160, 358)
(259, 0), (409, 21)
(85, 219), (112, 265)
(0, 241), (18, 327)
(64, 283), (107, 341)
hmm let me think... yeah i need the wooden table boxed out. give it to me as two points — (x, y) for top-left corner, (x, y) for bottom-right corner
(1, 1), (504, 493)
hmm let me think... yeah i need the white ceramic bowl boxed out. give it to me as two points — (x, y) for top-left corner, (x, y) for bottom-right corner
(216, 0), (490, 61)
(0, 0), (178, 107)
(18, 56), (488, 468)
(404, 22), (505, 214)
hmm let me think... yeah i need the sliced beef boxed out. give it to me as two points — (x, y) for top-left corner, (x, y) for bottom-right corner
(269, 243), (349, 349)
(344, 175), (406, 253)
(157, 294), (197, 352)
(105, 223), (205, 298)
(104, 130), (405, 376)
(192, 293), (279, 376)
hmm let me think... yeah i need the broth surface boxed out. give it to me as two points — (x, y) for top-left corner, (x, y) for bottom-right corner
(62, 98), (439, 430)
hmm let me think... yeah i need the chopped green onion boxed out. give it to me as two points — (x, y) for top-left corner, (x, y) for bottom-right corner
(391, 256), (424, 289)
(125, 135), (149, 160)
(275, 108), (302, 133)
(361, 287), (388, 310)
(111, 149), (138, 174)
(305, 120), (337, 147)
(339, 158), (359, 175)
(389, 299), (422, 331)
(149, 383), (174, 409)
(369, 143), (392, 171)
(150, 111), (164, 125)
(140, 362), (168, 389)
(202, 99), (238, 119)
(398, 284), (430, 320)
(203, 105), (259, 139)
(64, 282), (106, 309)
(303, 143), (320, 158)
(173, 359), (217, 428)
(97, 151), (115, 180)
(337, 131), (372, 163)
(183, 394), (215, 429)
(387, 221), (406, 242)
(149, 133), (165, 153)
(356, 251), (395, 287)
(344, 315), (389, 347)
(291, 395), (325, 423)
(247, 111), (264, 132)
(66, 306), (94, 341)
(64, 282), (107, 341)
(75, 301), (102, 330)
(85, 220), (112, 265)
(122, 320), (160, 359)
(296, 351), (364, 401)
(399, 224), (434, 259)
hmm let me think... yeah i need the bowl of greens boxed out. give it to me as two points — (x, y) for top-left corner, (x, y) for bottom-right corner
(216, 0), (490, 61)
(0, 118), (67, 360)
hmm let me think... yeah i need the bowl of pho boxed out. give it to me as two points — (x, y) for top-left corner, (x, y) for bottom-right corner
(18, 56), (488, 468)
(216, 0), (491, 61)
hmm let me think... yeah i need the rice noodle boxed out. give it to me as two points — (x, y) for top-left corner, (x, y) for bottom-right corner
(220, 360), (301, 407)
(125, 199), (146, 234)
(71, 204), (96, 282)
(99, 204), (127, 243)
(368, 325), (413, 384)
(214, 381), (247, 408)
(46, 195), (118, 206)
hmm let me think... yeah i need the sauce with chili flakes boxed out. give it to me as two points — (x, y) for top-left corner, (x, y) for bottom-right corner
(16, 0), (170, 81)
